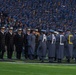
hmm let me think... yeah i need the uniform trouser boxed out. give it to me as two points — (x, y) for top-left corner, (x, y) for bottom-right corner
(66, 45), (73, 59)
(24, 46), (28, 59)
(29, 54), (34, 60)
(0, 45), (5, 59)
(34, 44), (38, 59)
(0, 50), (5, 59)
(41, 56), (45, 62)
(16, 46), (22, 59)
(7, 46), (14, 59)
(28, 47), (35, 60)
(49, 57), (54, 62)
(16, 51), (22, 59)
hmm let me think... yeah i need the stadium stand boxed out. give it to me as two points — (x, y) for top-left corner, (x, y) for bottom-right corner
(0, 0), (76, 31)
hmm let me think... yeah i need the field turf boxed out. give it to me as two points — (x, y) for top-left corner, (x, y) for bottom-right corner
(0, 62), (76, 75)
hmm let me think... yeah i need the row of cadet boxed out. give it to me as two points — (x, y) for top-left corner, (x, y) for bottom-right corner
(0, 26), (76, 63)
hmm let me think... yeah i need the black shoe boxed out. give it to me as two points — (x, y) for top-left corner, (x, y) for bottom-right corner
(49, 61), (53, 63)
(41, 60), (44, 63)
(58, 59), (62, 63)
(67, 59), (70, 63)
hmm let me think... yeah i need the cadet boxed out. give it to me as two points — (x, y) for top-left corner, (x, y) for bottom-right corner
(14, 28), (24, 59)
(0, 27), (6, 59)
(38, 30), (47, 62)
(73, 31), (76, 62)
(5, 27), (14, 59)
(65, 29), (74, 63)
(26, 28), (31, 59)
(34, 29), (39, 59)
(24, 28), (29, 59)
(28, 29), (36, 60)
(47, 29), (56, 63)
(56, 29), (65, 63)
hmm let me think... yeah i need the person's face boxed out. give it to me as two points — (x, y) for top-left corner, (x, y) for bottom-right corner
(35, 31), (38, 35)
(18, 30), (22, 34)
(67, 31), (70, 33)
(42, 32), (45, 34)
(1, 28), (5, 32)
(9, 29), (13, 33)
(62, 32), (64, 35)
(32, 31), (35, 34)
(27, 30), (30, 34)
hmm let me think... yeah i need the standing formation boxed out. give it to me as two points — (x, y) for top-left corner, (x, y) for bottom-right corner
(0, 26), (76, 63)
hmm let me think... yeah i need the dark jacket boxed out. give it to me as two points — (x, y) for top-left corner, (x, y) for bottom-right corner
(14, 33), (24, 47)
(0, 32), (6, 51)
(5, 32), (14, 46)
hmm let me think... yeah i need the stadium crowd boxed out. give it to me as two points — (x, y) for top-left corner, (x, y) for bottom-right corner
(0, 0), (76, 30)
(0, 0), (76, 63)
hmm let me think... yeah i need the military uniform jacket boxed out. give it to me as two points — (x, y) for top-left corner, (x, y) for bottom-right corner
(24, 33), (28, 46)
(5, 32), (14, 46)
(27, 34), (36, 55)
(0, 31), (6, 51)
(65, 32), (74, 57)
(14, 33), (24, 47)
(47, 34), (56, 57)
(38, 34), (47, 57)
(56, 34), (65, 59)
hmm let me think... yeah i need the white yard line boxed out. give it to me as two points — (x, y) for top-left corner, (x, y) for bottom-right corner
(3, 62), (76, 66)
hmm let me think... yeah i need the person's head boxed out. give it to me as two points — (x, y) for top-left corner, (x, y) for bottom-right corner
(32, 30), (36, 34)
(49, 29), (54, 34)
(27, 29), (31, 34)
(9, 27), (13, 33)
(41, 30), (46, 34)
(57, 29), (63, 34)
(66, 29), (71, 33)
(18, 28), (22, 34)
(35, 29), (38, 34)
(1, 27), (5, 32)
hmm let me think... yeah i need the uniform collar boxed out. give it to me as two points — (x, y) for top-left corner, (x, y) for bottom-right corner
(1, 31), (4, 34)
(9, 32), (13, 35)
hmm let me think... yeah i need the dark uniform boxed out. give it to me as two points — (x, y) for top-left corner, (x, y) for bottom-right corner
(0, 27), (6, 59)
(65, 30), (74, 63)
(5, 27), (14, 59)
(14, 28), (24, 59)
(38, 30), (47, 62)
(47, 30), (56, 63)
(24, 33), (29, 59)
(34, 29), (39, 59)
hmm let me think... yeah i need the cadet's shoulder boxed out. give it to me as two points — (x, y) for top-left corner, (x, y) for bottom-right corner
(39, 34), (42, 38)
(56, 34), (60, 37)
(48, 34), (51, 37)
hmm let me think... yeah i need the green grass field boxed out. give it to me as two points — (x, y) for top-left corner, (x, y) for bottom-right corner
(0, 62), (76, 75)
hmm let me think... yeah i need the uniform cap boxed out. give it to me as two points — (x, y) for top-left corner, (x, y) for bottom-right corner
(58, 29), (63, 32)
(9, 27), (13, 30)
(41, 29), (46, 33)
(49, 29), (54, 33)
(27, 28), (31, 31)
(1, 26), (5, 29)
(35, 29), (38, 32)
(18, 28), (22, 31)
